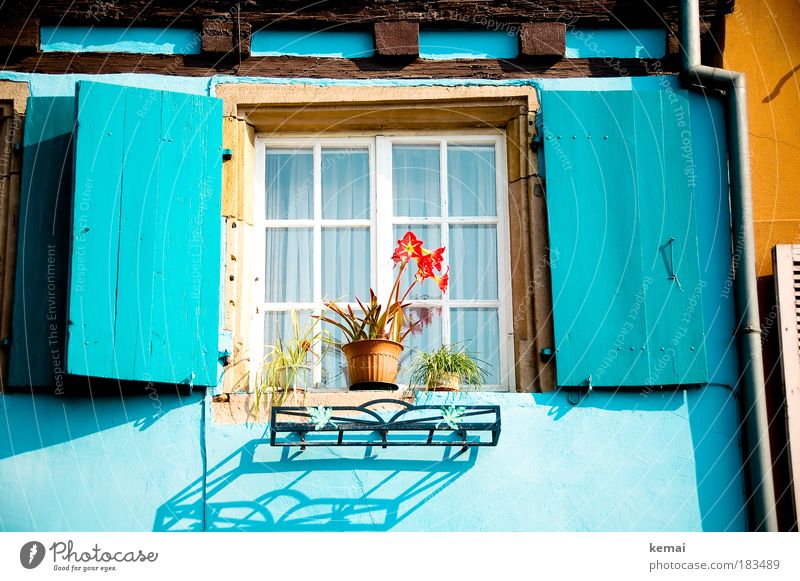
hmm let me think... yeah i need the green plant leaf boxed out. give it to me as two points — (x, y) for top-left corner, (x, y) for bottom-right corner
(437, 405), (468, 430)
(306, 406), (333, 431)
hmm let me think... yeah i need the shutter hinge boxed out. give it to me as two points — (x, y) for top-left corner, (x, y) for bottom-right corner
(222, 148), (233, 161)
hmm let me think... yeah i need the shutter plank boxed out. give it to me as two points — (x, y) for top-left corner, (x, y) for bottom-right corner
(114, 86), (162, 379)
(634, 91), (707, 384)
(154, 91), (221, 385)
(543, 91), (651, 386)
(69, 83), (126, 379)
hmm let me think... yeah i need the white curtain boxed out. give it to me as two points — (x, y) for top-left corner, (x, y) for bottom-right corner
(264, 228), (313, 302)
(448, 144), (496, 217)
(265, 149), (313, 219)
(322, 149), (370, 219)
(450, 308), (500, 385)
(321, 227), (370, 301)
(393, 145), (440, 217)
(449, 224), (498, 300)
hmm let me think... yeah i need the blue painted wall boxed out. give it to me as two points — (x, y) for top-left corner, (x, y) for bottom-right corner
(0, 388), (745, 532)
(192, 389), (743, 532)
(419, 30), (519, 59)
(40, 27), (201, 54)
(0, 392), (204, 531)
(565, 29), (666, 59)
(251, 30), (375, 58)
(0, 73), (745, 531)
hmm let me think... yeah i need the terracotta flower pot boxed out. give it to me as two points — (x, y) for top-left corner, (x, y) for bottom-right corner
(428, 373), (461, 392)
(341, 339), (404, 388)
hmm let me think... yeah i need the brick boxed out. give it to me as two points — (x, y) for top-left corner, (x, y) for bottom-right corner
(374, 21), (419, 58)
(519, 22), (565, 58)
(202, 19), (251, 56)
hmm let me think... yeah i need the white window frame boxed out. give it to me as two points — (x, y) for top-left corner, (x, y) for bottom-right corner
(252, 131), (515, 391)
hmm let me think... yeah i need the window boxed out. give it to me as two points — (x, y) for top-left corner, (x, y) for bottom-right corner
(253, 134), (514, 391)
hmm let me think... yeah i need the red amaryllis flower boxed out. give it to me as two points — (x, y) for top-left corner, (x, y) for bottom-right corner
(422, 246), (445, 272)
(393, 231), (424, 264)
(433, 267), (450, 293)
(415, 253), (435, 282)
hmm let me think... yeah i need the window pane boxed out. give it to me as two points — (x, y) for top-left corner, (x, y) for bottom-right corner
(393, 224), (442, 300)
(263, 310), (314, 351)
(322, 227), (370, 301)
(450, 308), (500, 385)
(263, 310), (315, 389)
(265, 149), (313, 220)
(321, 320), (348, 389)
(448, 144), (497, 217)
(398, 306), (443, 385)
(393, 145), (440, 217)
(265, 228), (313, 302)
(449, 225), (498, 300)
(322, 148), (370, 219)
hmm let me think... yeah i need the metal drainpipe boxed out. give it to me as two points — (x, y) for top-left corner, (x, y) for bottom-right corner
(679, 0), (778, 531)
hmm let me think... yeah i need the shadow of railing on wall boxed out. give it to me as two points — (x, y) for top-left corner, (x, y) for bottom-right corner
(154, 437), (479, 532)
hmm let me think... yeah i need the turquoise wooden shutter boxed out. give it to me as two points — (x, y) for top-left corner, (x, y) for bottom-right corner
(67, 81), (222, 386)
(542, 90), (708, 387)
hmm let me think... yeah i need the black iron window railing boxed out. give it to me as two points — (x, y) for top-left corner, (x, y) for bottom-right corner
(270, 399), (501, 451)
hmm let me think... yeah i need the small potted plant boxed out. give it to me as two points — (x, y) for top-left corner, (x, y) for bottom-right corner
(319, 231), (449, 390)
(408, 344), (487, 392)
(255, 311), (322, 407)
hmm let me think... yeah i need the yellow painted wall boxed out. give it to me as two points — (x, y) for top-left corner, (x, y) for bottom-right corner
(724, 0), (800, 276)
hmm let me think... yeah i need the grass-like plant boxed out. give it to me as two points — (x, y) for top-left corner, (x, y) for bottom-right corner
(255, 311), (323, 408)
(407, 344), (488, 391)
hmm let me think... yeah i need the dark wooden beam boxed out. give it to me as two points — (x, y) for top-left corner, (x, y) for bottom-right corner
(0, 1), (733, 29)
(519, 23), (566, 58)
(0, 18), (39, 52)
(0, 53), (674, 79)
(374, 22), (419, 59)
